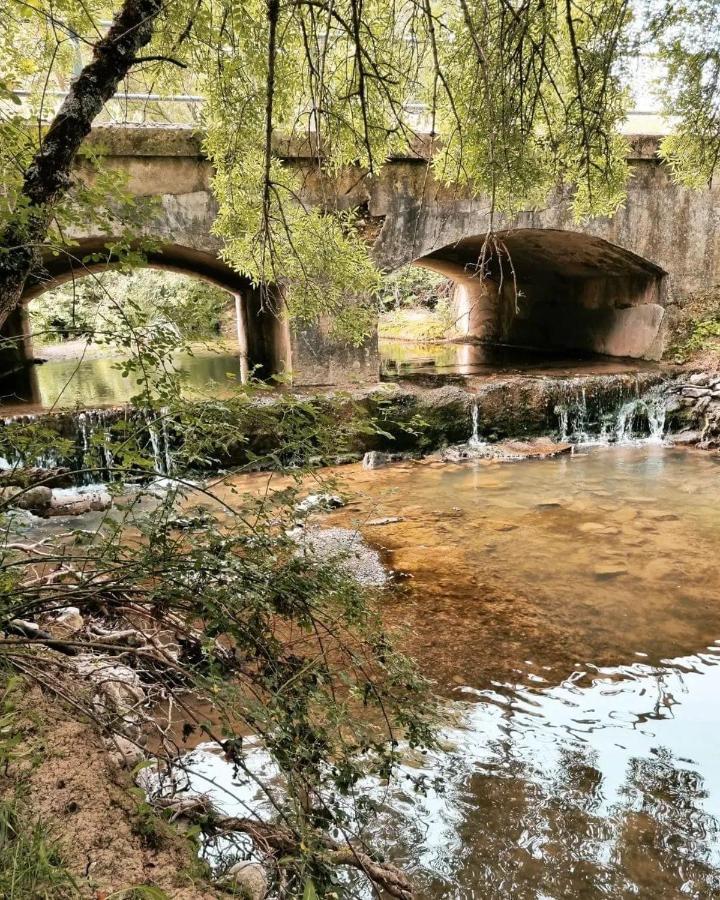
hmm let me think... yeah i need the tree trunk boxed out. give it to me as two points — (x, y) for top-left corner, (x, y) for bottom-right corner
(0, 0), (163, 327)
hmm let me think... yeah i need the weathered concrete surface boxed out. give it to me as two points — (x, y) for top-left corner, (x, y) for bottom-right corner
(2, 369), (674, 478)
(20, 126), (720, 367)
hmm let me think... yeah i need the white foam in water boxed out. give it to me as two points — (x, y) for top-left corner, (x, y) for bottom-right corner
(145, 408), (174, 476)
(556, 387), (668, 446)
(468, 401), (485, 448)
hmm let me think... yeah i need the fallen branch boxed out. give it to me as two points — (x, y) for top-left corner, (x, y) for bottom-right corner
(153, 794), (414, 899)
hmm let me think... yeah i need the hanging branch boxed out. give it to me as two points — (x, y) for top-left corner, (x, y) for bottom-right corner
(0, 0), (166, 327)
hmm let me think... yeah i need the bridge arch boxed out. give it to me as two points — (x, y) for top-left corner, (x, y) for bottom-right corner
(413, 228), (668, 360)
(20, 239), (291, 381)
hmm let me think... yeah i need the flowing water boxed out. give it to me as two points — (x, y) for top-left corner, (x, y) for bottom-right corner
(8, 337), (720, 895)
(199, 444), (720, 898)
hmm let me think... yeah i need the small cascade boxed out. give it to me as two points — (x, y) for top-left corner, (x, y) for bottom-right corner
(74, 410), (124, 483)
(554, 381), (668, 446)
(0, 406), (176, 484)
(614, 394), (667, 444)
(144, 408), (174, 476)
(468, 401), (485, 448)
(555, 385), (592, 442)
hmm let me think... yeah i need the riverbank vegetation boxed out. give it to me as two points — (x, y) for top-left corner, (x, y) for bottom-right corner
(29, 272), (231, 347)
(0, 385), (436, 897)
(377, 269), (457, 342)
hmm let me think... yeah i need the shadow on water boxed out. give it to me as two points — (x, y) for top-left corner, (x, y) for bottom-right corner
(379, 338), (662, 381)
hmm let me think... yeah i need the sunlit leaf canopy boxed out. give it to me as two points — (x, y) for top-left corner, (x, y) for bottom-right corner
(0, 0), (714, 336)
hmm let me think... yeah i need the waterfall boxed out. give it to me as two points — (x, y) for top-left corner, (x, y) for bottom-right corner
(555, 384), (667, 446)
(557, 405), (569, 442)
(614, 395), (667, 444)
(648, 395), (667, 442)
(0, 406), (175, 483)
(554, 385), (592, 443)
(73, 410), (124, 483)
(144, 408), (173, 476)
(468, 401), (484, 448)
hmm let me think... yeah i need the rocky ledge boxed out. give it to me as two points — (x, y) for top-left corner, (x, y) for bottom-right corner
(663, 372), (720, 448)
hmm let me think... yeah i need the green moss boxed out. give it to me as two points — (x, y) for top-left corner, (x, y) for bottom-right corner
(671, 317), (720, 362)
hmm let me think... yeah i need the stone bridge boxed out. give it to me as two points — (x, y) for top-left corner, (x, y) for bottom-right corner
(11, 125), (720, 384)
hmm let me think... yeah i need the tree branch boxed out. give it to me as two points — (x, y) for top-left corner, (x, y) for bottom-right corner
(0, 0), (165, 326)
(153, 794), (414, 899)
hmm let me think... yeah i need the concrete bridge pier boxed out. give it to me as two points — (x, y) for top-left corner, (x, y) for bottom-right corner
(0, 306), (38, 405)
(227, 286), (378, 386)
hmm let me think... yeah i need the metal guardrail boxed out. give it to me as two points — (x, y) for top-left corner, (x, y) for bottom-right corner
(13, 90), (204, 102)
(12, 90), (662, 118)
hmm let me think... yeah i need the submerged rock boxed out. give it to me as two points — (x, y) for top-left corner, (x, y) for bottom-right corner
(366, 516), (404, 526)
(593, 563), (628, 578)
(443, 438), (572, 463)
(289, 526), (386, 586)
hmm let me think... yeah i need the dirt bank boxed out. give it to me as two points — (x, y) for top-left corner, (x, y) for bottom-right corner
(1, 681), (220, 899)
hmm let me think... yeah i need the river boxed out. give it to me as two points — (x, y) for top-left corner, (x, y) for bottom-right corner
(192, 444), (720, 898)
(6, 336), (719, 896)
(4, 339), (659, 411)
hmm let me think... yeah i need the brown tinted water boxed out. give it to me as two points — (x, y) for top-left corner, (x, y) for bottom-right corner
(323, 446), (720, 690)
(205, 445), (720, 898)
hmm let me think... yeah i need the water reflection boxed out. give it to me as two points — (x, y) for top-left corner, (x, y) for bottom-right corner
(409, 649), (720, 898)
(1, 348), (246, 410)
(0, 339), (659, 411)
(197, 446), (720, 897)
(177, 648), (720, 899)
(379, 339), (660, 380)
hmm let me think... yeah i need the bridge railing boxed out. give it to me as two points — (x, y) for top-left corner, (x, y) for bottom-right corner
(7, 89), (670, 136)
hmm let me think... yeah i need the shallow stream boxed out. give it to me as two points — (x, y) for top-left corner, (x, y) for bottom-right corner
(204, 445), (720, 898)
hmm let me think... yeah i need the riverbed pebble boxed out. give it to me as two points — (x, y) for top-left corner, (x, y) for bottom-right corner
(288, 526), (386, 586)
